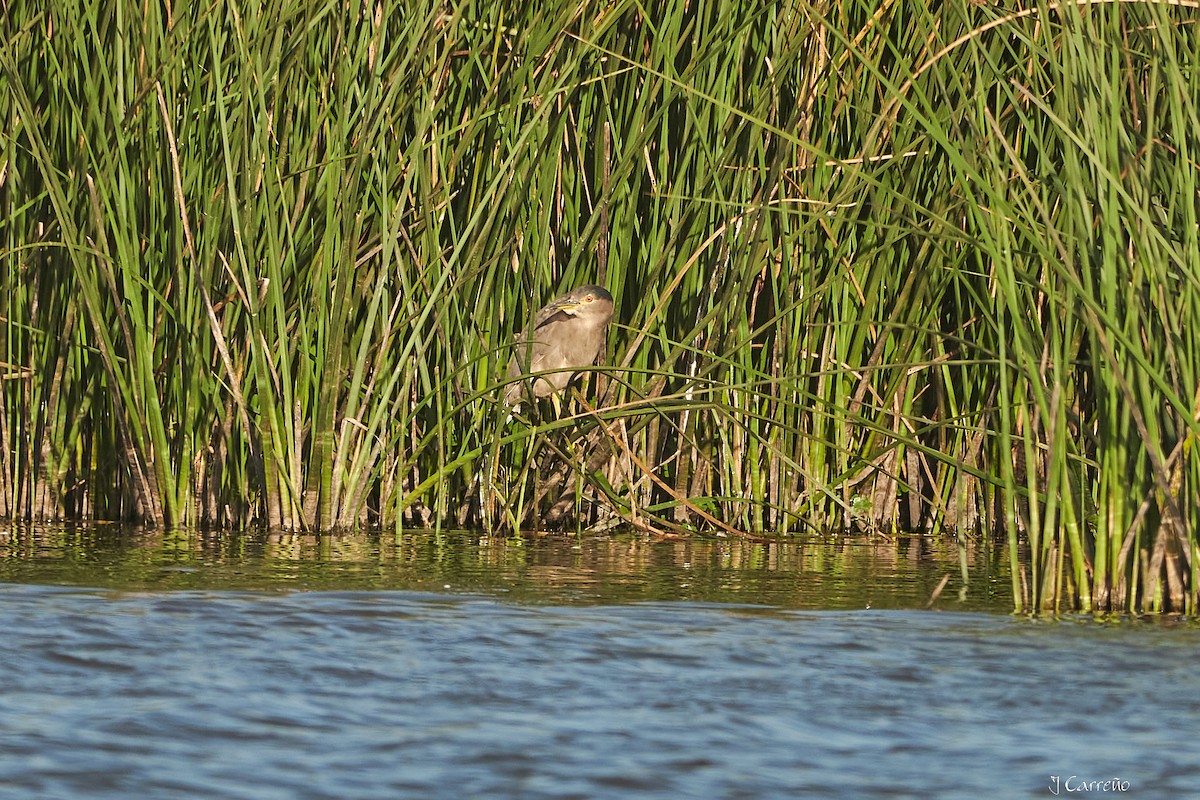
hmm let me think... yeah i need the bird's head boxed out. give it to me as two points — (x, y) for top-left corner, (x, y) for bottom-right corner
(550, 285), (614, 321)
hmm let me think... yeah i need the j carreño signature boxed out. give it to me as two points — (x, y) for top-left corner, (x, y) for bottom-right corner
(1048, 776), (1131, 795)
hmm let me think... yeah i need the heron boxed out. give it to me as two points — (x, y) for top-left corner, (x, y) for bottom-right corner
(504, 284), (614, 407)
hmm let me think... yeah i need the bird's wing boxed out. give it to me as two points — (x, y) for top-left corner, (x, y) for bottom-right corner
(531, 306), (572, 330)
(508, 326), (558, 375)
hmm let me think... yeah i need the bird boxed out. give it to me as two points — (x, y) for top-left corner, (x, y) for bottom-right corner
(504, 284), (615, 406)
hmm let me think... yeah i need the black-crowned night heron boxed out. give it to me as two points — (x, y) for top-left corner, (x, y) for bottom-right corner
(504, 284), (614, 406)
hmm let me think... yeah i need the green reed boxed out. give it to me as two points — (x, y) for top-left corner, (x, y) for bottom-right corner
(2, 0), (1198, 612)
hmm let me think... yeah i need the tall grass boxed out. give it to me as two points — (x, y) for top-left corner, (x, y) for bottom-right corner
(2, 0), (1198, 611)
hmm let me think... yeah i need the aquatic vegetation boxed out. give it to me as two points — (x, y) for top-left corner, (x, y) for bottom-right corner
(2, 0), (1198, 612)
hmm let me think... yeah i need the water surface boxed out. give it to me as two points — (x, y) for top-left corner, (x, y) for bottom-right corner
(1, 527), (1194, 799)
(1, 526), (1007, 609)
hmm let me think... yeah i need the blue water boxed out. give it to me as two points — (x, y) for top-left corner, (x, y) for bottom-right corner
(1, 584), (1196, 799)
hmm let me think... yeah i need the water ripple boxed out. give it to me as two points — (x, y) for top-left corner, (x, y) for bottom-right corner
(1, 585), (1197, 799)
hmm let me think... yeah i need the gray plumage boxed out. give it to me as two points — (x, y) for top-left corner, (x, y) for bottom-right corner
(504, 284), (615, 404)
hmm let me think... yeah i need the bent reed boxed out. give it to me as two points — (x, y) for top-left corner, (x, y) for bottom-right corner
(2, 0), (1199, 613)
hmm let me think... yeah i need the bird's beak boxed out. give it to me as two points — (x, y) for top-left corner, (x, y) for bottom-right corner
(550, 298), (583, 313)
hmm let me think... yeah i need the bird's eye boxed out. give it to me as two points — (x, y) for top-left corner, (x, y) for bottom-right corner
(585, 294), (593, 303)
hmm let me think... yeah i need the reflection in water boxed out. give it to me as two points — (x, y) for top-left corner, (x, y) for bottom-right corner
(0, 525), (1012, 610)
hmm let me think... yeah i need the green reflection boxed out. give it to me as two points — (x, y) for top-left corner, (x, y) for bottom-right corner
(0, 525), (1013, 611)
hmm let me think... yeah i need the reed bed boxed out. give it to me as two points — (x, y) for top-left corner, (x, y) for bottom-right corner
(2, 0), (1198, 612)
